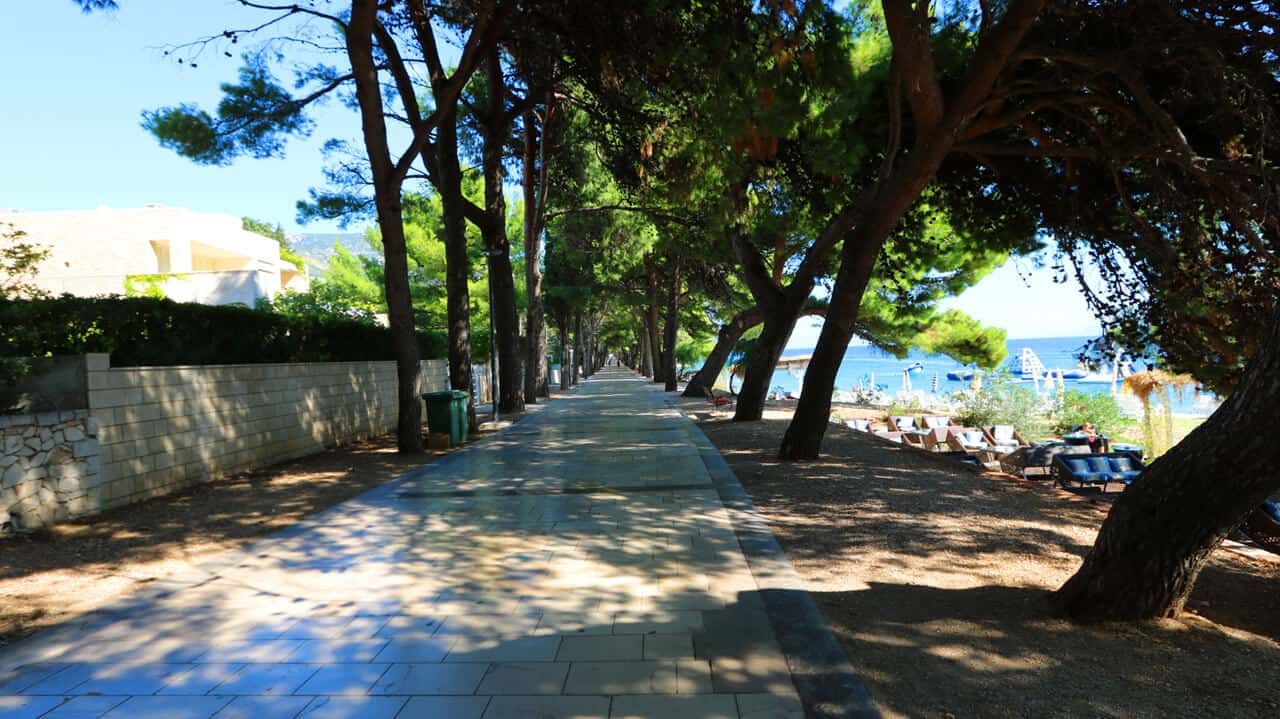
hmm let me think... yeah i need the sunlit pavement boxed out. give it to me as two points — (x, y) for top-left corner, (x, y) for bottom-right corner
(0, 368), (823, 718)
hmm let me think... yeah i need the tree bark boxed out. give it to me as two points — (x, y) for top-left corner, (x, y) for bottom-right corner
(637, 318), (653, 377)
(347, 0), (422, 453)
(777, 232), (884, 457)
(1052, 305), (1280, 619)
(684, 307), (764, 397)
(777, 0), (1047, 460)
(645, 256), (664, 384)
(434, 103), (478, 433)
(732, 305), (800, 421)
(662, 256), (681, 391)
(481, 45), (524, 414)
(559, 313), (571, 390)
(572, 311), (583, 384)
(522, 110), (548, 403)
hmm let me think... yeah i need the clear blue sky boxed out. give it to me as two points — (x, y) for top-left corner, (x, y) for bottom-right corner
(0, 1), (357, 233)
(2, 1), (1104, 342)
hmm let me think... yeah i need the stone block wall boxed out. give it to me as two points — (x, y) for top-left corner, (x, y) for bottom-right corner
(84, 354), (456, 513)
(1, 354), (457, 532)
(0, 411), (101, 531)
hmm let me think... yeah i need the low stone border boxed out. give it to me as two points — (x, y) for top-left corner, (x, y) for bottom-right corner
(666, 395), (882, 719)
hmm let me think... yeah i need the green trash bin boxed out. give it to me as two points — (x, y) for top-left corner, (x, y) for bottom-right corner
(423, 390), (468, 447)
(450, 390), (469, 444)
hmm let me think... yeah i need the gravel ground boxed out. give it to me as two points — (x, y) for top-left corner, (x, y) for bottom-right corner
(684, 398), (1280, 719)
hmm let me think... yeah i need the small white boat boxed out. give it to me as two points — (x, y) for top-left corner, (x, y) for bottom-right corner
(904, 362), (924, 375)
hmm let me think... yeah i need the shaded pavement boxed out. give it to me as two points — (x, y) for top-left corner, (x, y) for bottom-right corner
(0, 368), (865, 718)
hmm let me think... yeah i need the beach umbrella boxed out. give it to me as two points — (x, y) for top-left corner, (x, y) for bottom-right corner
(1122, 370), (1197, 455)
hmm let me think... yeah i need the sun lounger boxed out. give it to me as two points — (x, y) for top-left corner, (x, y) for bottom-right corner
(892, 415), (918, 432)
(983, 425), (1029, 456)
(1240, 500), (1280, 554)
(946, 427), (991, 454)
(937, 450), (981, 467)
(921, 415), (951, 430)
(873, 430), (904, 444)
(847, 418), (871, 432)
(921, 427), (951, 452)
(1053, 452), (1145, 491)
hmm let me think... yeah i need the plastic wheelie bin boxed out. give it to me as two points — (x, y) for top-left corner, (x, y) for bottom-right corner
(423, 390), (468, 446)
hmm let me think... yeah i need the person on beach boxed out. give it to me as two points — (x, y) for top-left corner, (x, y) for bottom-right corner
(1080, 422), (1107, 453)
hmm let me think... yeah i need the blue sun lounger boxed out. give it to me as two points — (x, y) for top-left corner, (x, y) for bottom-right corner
(1053, 452), (1146, 491)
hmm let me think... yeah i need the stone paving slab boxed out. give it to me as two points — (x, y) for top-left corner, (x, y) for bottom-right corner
(0, 368), (865, 718)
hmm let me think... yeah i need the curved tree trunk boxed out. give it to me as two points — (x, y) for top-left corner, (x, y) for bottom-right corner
(645, 256), (664, 384)
(482, 47), (524, 415)
(733, 305), (800, 421)
(435, 105), (477, 433)
(684, 307), (763, 397)
(1052, 305), (1280, 619)
(777, 0), (1044, 459)
(778, 231), (884, 458)
(347, 2), (422, 453)
(662, 256), (681, 392)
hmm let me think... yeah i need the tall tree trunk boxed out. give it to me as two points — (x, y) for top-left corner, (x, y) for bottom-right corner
(347, 1), (422, 453)
(481, 46), (524, 414)
(777, 232), (884, 458)
(435, 103), (478, 433)
(559, 313), (571, 390)
(582, 315), (594, 379)
(645, 257), (664, 384)
(684, 306), (764, 397)
(522, 111), (548, 403)
(732, 306), (800, 421)
(1053, 305), (1280, 619)
(572, 311), (583, 384)
(637, 320), (653, 377)
(776, 0), (1046, 458)
(662, 256), (681, 392)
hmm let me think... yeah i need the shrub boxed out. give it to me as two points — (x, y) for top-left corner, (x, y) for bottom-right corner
(1049, 389), (1129, 436)
(953, 373), (1047, 437)
(887, 397), (927, 420)
(0, 296), (446, 366)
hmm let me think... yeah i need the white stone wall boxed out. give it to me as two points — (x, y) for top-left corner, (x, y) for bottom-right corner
(0, 411), (101, 531)
(1, 355), (466, 531)
(82, 355), (456, 513)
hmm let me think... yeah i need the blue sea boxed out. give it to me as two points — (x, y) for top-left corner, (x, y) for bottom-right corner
(757, 336), (1219, 417)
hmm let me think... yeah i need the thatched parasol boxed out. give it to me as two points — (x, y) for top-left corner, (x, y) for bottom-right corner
(1122, 370), (1198, 455)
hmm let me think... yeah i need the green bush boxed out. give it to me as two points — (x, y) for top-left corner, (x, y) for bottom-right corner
(953, 373), (1047, 437)
(887, 397), (927, 419)
(1048, 389), (1129, 436)
(0, 296), (446, 366)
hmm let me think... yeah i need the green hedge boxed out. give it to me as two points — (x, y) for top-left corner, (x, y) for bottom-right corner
(0, 296), (446, 366)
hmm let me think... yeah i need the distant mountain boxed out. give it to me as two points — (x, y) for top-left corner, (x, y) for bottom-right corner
(287, 232), (373, 275)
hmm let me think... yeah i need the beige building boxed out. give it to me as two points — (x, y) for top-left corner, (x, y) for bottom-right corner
(1, 205), (308, 306)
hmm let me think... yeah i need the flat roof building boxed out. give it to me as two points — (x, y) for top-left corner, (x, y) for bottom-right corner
(1, 205), (308, 306)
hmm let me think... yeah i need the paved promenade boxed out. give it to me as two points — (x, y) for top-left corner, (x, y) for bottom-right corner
(0, 369), (854, 718)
